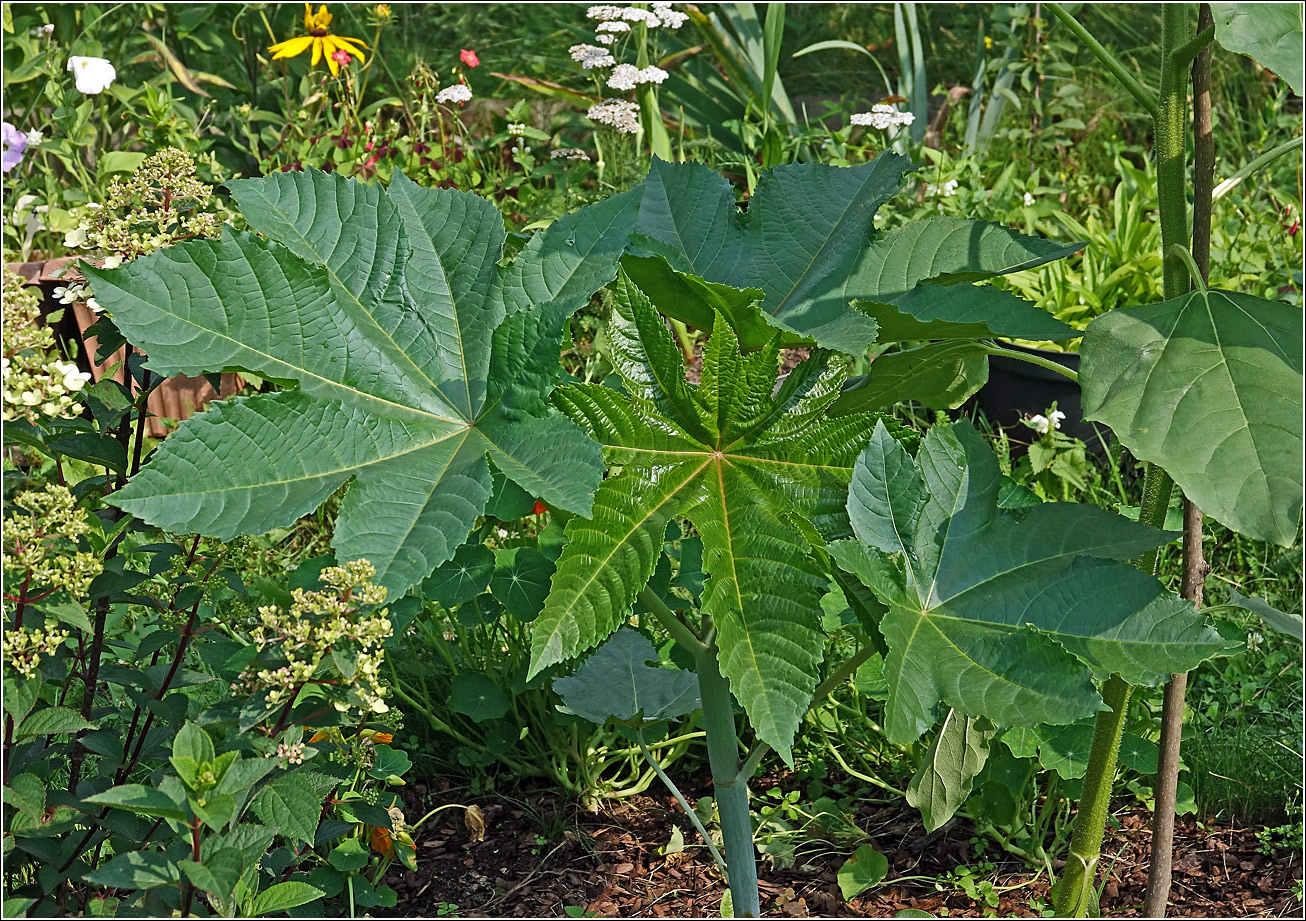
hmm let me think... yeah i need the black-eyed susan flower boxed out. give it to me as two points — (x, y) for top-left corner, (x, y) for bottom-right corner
(268, 4), (366, 76)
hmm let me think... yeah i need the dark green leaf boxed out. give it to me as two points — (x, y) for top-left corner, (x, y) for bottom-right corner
(424, 542), (494, 608)
(247, 881), (326, 916)
(83, 851), (179, 890)
(837, 844), (889, 900)
(490, 547), (555, 622)
(554, 629), (700, 726)
(449, 674), (510, 723)
(16, 707), (95, 739)
(251, 774), (323, 845)
(82, 785), (190, 822)
(831, 342), (989, 414)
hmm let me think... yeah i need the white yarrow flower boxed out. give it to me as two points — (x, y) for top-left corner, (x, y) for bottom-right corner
(66, 56), (116, 95)
(435, 83), (472, 105)
(851, 103), (914, 131)
(620, 7), (657, 24)
(596, 33), (618, 45)
(597, 20), (630, 32)
(607, 63), (668, 91)
(587, 99), (641, 133)
(586, 5), (623, 20)
(569, 44), (616, 69)
(653, 3), (688, 28)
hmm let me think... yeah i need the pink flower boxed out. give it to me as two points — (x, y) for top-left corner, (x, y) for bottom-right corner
(460, 48), (479, 67)
(331, 48), (353, 68)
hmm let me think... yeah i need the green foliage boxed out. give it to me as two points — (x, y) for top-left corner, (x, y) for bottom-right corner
(829, 420), (1232, 742)
(530, 272), (883, 760)
(1081, 288), (1304, 547)
(554, 629), (700, 727)
(906, 710), (995, 832)
(1210, 2), (1304, 96)
(89, 169), (640, 594)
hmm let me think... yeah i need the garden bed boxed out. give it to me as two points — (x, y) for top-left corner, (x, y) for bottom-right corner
(378, 779), (1304, 918)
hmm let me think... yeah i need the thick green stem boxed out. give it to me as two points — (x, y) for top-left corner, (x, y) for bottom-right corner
(695, 648), (760, 917)
(1157, 5), (1194, 302)
(1053, 675), (1132, 916)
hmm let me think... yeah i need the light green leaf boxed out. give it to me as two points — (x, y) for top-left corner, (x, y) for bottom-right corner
(15, 707), (94, 739)
(84, 851), (180, 890)
(1224, 588), (1303, 641)
(837, 844), (889, 900)
(91, 170), (640, 594)
(831, 341), (989, 414)
(1210, 3), (1303, 96)
(554, 628), (700, 726)
(247, 881), (326, 916)
(532, 273), (884, 761)
(251, 774), (322, 845)
(906, 710), (994, 832)
(830, 421), (1233, 742)
(83, 784), (190, 822)
(1081, 289), (1303, 546)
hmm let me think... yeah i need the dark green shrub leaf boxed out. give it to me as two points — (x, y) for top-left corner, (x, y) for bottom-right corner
(553, 629), (700, 726)
(15, 707), (95, 739)
(449, 674), (510, 723)
(830, 421), (1234, 742)
(90, 169), (641, 594)
(179, 848), (243, 900)
(251, 774), (323, 846)
(247, 881), (326, 916)
(83, 851), (180, 890)
(82, 785), (190, 822)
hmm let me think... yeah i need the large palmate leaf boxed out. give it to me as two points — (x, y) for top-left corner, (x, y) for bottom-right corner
(1080, 289), (1303, 547)
(627, 155), (1078, 353)
(1210, 2), (1303, 96)
(828, 421), (1232, 743)
(88, 170), (640, 592)
(529, 272), (885, 761)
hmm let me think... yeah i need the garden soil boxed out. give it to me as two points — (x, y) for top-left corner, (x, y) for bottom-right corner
(377, 777), (1302, 919)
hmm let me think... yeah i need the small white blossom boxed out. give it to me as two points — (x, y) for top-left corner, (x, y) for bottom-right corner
(596, 33), (618, 45)
(24, 129), (43, 148)
(551, 148), (591, 161)
(1029, 414), (1050, 434)
(53, 361), (91, 392)
(937, 179), (959, 197)
(607, 63), (669, 91)
(64, 226), (88, 248)
(101, 254), (123, 269)
(597, 20), (630, 33)
(570, 44), (616, 69)
(587, 98), (641, 133)
(435, 83), (473, 105)
(507, 122), (527, 135)
(620, 7), (657, 24)
(53, 283), (88, 305)
(653, 3), (688, 28)
(586, 4), (623, 20)
(66, 56), (116, 95)
(1023, 192), (1036, 207)
(1049, 410), (1066, 430)
(850, 103), (914, 131)
(42, 23), (54, 34)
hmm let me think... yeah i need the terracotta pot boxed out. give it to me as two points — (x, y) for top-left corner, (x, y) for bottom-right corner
(8, 257), (241, 438)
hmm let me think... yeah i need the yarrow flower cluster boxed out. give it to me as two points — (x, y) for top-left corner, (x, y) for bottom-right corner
(606, 63), (668, 91)
(550, 147), (591, 161)
(2, 272), (92, 424)
(587, 99), (641, 134)
(236, 560), (393, 719)
(4, 627), (71, 678)
(64, 148), (223, 262)
(435, 83), (473, 106)
(570, 44), (616, 70)
(2, 484), (102, 601)
(850, 103), (915, 131)
(587, 3), (687, 28)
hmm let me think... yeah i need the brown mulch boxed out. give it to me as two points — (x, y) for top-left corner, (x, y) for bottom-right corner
(376, 778), (1302, 918)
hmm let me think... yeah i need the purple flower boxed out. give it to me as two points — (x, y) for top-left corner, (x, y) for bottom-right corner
(2, 122), (27, 173)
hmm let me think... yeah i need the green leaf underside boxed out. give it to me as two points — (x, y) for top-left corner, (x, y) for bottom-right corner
(906, 709), (994, 832)
(831, 341), (989, 414)
(830, 421), (1233, 743)
(1210, 2), (1304, 96)
(92, 169), (639, 593)
(1080, 288), (1303, 547)
(553, 628), (700, 725)
(531, 273), (882, 761)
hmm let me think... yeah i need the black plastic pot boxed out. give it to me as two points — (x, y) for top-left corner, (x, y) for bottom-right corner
(976, 343), (1111, 455)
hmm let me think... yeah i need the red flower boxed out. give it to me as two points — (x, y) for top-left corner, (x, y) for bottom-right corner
(1289, 220), (1300, 237)
(331, 48), (353, 68)
(531, 500), (548, 516)
(460, 48), (479, 67)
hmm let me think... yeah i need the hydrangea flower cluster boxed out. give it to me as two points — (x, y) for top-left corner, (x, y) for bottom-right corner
(64, 147), (223, 261)
(2, 484), (102, 601)
(4, 627), (71, 678)
(2, 270), (92, 424)
(850, 103), (916, 131)
(237, 559), (394, 719)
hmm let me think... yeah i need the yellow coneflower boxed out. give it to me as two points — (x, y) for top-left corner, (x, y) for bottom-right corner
(268, 4), (367, 76)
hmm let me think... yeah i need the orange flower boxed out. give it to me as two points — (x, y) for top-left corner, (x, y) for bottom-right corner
(369, 825), (394, 857)
(360, 728), (394, 745)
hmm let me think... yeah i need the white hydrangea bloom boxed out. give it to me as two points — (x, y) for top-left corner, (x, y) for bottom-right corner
(570, 44), (616, 69)
(66, 56), (116, 95)
(435, 83), (473, 105)
(587, 99), (641, 133)
(53, 361), (91, 392)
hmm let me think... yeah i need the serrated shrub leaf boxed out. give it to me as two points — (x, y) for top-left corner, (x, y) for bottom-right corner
(89, 170), (639, 593)
(1081, 288), (1303, 547)
(830, 421), (1234, 743)
(531, 272), (885, 761)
